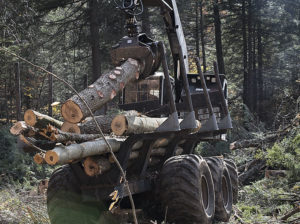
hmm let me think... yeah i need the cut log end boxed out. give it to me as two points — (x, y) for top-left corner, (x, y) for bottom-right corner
(45, 151), (59, 165)
(34, 153), (45, 165)
(61, 100), (83, 124)
(10, 121), (26, 136)
(83, 157), (100, 176)
(24, 110), (37, 126)
(111, 115), (128, 136)
(61, 122), (81, 134)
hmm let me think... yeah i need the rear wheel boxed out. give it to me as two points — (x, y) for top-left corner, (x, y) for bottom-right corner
(47, 165), (108, 224)
(160, 155), (215, 224)
(205, 157), (233, 222)
(224, 159), (239, 204)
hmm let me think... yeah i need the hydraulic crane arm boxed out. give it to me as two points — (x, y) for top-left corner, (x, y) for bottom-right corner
(144, 0), (189, 76)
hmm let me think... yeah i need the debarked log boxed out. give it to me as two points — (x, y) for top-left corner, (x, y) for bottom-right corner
(61, 59), (141, 123)
(111, 115), (201, 136)
(45, 138), (122, 165)
(24, 109), (63, 129)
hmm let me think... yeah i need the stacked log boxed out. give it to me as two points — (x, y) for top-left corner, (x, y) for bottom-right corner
(10, 59), (202, 178)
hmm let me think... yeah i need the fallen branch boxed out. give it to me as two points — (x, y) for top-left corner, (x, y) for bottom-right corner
(281, 206), (300, 221)
(238, 160), (266, 185)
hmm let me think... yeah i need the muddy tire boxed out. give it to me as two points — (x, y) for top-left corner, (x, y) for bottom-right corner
(47, 165), (103, 224)
(224, 159), (239, 204)
(205, 157), (233, 222)
(160, 155), (215, 224)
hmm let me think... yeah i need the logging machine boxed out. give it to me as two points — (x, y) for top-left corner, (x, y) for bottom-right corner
(47, 0), (238, 223)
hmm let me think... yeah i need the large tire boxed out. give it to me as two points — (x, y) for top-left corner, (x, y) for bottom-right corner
(224, 159), (239, 204)
(47, 165), (105, 224)
(160, 155), (215, 224)
(205, 157), (233, 222)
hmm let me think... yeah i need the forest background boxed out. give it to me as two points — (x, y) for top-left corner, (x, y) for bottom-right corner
(0, 0), (299, 223)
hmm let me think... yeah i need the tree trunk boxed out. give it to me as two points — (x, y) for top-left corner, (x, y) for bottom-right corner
(111, 115), (201, 136)
(213, 0), (225, 74)
(24, 109), (63, 129)
(89, 0), (101, 82)
(15, 62), (22, 121)
(257, 0), (263, 117)
(252, 23), (257, 112)
(200, 0), (207, 72)
(247, 0), (254, 111)
(48, 66), (53, 117)
(61, 59), (140, 123)
(242, 0), (248, 106)
(195, 0), (200, 58)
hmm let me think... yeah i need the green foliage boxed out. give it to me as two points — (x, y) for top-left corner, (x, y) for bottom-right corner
(266, 128), (300, 181)
(195, 141), (231, 157)
(237, 177), (298, 223)
(0, 127), (55, 187)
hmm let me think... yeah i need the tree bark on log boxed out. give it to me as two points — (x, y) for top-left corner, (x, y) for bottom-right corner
(61, 58), (140, 123)
(84, 147), (183, 176)
(61, 111), (140, 134)
(111, 115), (201, 136)
(83, 156), (111, 176)
(50, 131), (103, 143)
(24, 110), (63, 129)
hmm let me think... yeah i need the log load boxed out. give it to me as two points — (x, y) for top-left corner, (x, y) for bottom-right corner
(61, 59), (141, 123)
(24, 110), (63, 129)
(111, 115), (201, 136)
